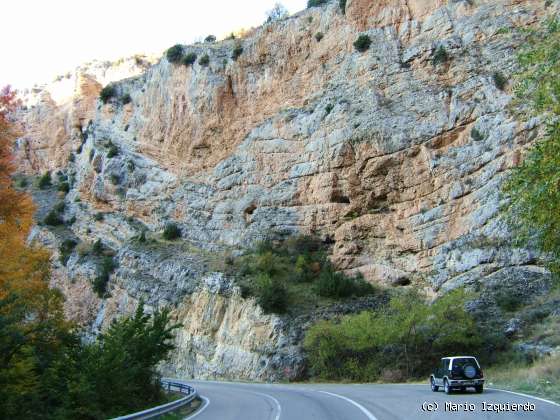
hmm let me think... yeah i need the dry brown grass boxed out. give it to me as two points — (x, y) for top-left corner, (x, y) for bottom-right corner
(486, 355), (560, 403)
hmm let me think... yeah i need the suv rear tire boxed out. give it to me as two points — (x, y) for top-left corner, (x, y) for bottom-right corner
(430, 377), (439, 392)
(444, 379), (452, 394)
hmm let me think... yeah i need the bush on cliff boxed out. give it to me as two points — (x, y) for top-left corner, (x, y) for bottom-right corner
(235, 235), (377, 314)
(315, 265), (375, 298)
(93, 256), (117, 297)
(38, 171), (52, 189)
(432, 45), (449, 66)
(353, 34), (372, 52)
(182, 52), (197, 66)
(232, 45), (244, 61)
(199, 54), (210, 66)
(166, 44), (184, 64)
(304, 289), (487, 381)
(163, 222), (181, 240)
(307, 0), (328, 7)
(255, 273), (289, 313)
(100, 84), (117, 104)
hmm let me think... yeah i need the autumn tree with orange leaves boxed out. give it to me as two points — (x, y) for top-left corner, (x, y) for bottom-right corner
(0, 86), (74, 418)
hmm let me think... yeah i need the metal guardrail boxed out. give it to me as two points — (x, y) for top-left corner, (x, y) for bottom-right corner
(111, 380), (198, 420)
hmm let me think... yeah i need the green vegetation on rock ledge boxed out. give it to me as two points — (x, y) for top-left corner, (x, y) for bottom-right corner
(503, 17), (560, 281)
(233, 236), (377, 314)
(304, 289), (492, 382)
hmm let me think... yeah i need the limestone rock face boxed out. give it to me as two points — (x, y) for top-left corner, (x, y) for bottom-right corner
(15, 0), (555, 380)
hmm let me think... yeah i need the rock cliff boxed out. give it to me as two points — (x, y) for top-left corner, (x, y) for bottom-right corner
(14, 0), (555, 380)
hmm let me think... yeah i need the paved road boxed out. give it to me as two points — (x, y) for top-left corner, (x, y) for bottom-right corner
(171, 379), (560, 420)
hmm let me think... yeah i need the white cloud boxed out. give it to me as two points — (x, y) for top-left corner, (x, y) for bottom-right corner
(1, 0), (307, 89)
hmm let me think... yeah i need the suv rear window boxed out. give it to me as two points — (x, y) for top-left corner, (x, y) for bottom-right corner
(452, 358), (478, 368)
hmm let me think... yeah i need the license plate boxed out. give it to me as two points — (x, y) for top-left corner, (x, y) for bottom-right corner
(462, 382), (474, 385)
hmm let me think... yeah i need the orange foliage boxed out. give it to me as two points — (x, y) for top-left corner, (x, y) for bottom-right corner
(0, 85), (50, 304)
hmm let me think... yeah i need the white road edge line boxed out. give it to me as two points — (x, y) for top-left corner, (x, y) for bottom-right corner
(318, 391), (378, 420)
(488, 388), (560, 408)
(250, 391), (282, 420)
(184, 396), (210, 419)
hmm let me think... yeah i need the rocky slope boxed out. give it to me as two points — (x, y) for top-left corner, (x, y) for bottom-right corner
(14, 0), (556, 380)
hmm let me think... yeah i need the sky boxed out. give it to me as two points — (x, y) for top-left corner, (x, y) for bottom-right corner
(1, 0), (307, 90)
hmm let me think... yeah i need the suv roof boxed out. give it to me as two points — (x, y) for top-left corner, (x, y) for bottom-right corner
(442, 356), (478, 360)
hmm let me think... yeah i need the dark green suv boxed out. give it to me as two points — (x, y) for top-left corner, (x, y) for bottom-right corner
(430, 356), (484, 394)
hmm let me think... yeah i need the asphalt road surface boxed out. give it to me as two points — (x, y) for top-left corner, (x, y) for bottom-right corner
(173, 380), (560, 420)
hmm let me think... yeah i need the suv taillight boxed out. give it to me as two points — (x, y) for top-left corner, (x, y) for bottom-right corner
(480, 370), (484, 378)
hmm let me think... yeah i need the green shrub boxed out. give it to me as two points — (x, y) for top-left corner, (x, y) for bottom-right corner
(137, 230), (147, 243)
(182, 52), (197, 66)
(38, 171), (52, 189)
(325, 103), (334, 115)
(43, 210), (63, 226)
(110, 174), (120, 185)
(93, 256), (117, 297)
(255, 273), (288, 313)
(432, 45), (449, 66)
(304, 289), (487, 381)
(232, 45), (244, 61)
(163, 223), (181, 240)
(339, 0), (347, 14)
(92, 239), (104, 255)
(59, 239), (77, 266)
(315, 32), (324, 42)
(94, 212), (104, 222)
(121, 93), (132, 105)
(127, 160), (135, 172)
(315, 265), (374, 298)
(495, 290), (524, 312)
(15, 177), (28, 188)
(205, 35), (216, 43)
(199, 54), (210, 66)
(100, 85), (116, 104)
(471, 127), (485, 141)
(68, 153), (75, 163)
(53, 201), (65, 213)
(58, 182), (70, 194)
(107, 144), (119, 158)
(235, 235), (374, 313)
(307, 0), (328, 7)
(166, 44), (184, 64)
(493, 71), (507, 90)
(294, 254), (314, 282)
(353, 34), (372, 52)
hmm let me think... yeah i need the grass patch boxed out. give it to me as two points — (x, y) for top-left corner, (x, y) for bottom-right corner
(159, 397), (203, 420)
(486, 355), (560, 403)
